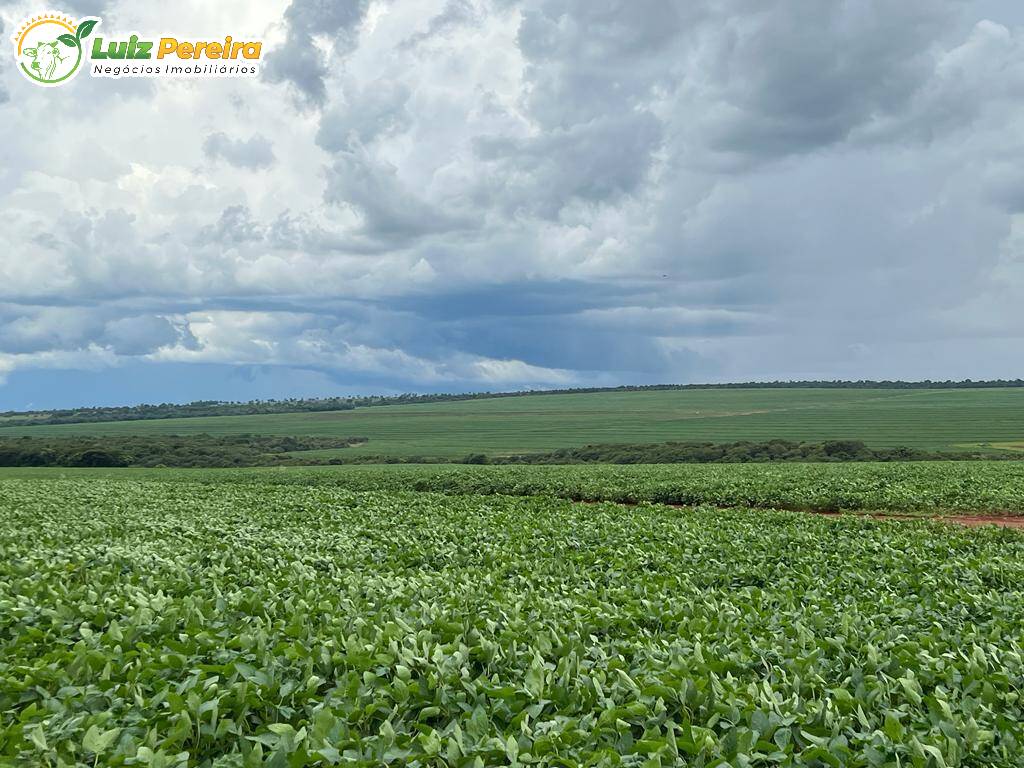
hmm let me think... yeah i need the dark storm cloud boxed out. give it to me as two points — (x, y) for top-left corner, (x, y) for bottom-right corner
(381, 277), (763, 376)
(441, 317), (707, 377)
(389, 280), (632, 320)
(691, 0), (958, 160)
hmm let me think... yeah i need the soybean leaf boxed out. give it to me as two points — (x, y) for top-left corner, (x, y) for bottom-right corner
(82, 725), (119, 755)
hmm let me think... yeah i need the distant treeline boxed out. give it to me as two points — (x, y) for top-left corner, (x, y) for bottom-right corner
(306, 440), (1020, 465)
(1, 399), (360, 426)
(0, 435), (366, 468)
(3, 378), (1024, 428)
(479, 440), (1018, 465)
(0, 436), (1017, 468)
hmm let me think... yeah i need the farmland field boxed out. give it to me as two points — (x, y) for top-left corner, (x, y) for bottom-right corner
(1, 478), (1023, 767)
(4, 459), (1024, 514)
(1, 388), (1023, 457)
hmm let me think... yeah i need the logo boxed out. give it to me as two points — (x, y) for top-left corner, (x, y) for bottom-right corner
(11, 11), (263, 88)
(12, 12), (97, 86)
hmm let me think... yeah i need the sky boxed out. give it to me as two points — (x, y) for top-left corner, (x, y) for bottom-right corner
(1, 0), (1024, 409)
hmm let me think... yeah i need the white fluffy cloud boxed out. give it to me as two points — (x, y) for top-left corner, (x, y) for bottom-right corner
(1, 0), (1023, 405)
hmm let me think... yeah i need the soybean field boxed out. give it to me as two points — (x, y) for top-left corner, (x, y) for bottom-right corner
(1, 479), (1023, 766)
(4, 459), (1024, 514)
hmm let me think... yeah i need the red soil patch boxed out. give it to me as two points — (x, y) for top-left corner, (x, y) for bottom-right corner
(948, 515), (1024, 528)
(812, 511), (1024, 529)
(763, 509), (1024, 529)
(573, 499), (1024, 529)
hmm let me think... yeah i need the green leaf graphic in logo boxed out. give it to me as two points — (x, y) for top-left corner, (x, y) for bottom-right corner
(58, 33), (77, 47)
(76, 19), (98, 40)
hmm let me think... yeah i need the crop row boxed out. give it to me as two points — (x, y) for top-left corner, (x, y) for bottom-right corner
(95, 461), (1024, 514)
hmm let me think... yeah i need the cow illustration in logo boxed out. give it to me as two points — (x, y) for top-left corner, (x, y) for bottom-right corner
(23, 39), (66, 80)
(12, 13), (98, 86)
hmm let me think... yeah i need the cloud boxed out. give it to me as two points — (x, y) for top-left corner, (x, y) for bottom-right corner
(198, 205), (266, 244)
(147, 309), (577, 387)
(682, 0), (956, 162)
(473, 111), (664, 218)
(856, 19), (1024, 145)
(401, 0), (479, 49)
(315, 79), (412, 152)
(203, 132), (276, 170)
(0, 347), (118, 386)
(0, 306), (105, 354)
(102, 315), (193, 355)
(324, 151), (476, 242)
(3, 0), (1024, 407)
(0, 16), (7, 105)
(263, 0), (374, 105)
